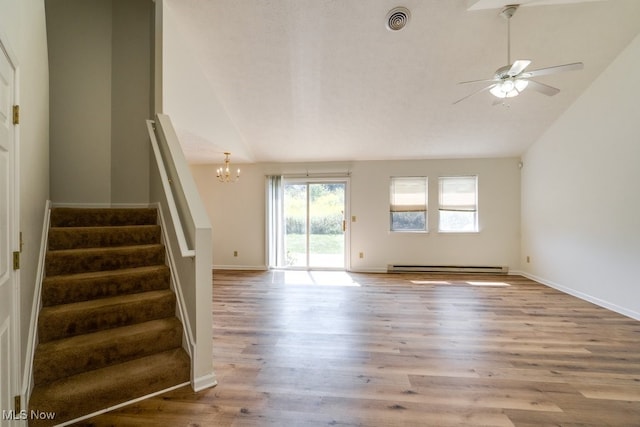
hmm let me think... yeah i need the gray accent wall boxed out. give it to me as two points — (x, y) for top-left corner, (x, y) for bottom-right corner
(46, 0), (152, 204)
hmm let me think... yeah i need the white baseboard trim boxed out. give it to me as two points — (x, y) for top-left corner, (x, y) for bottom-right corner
(213, 265), (268, 271)
(520, 271), (640, 321)
(193, 373), (218, 392)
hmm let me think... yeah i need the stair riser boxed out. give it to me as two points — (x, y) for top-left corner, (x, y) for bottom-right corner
(46, 246), (165, 276)
(33, 320), (183, 385)
(48, 225), (161, 250)
(42, 267), (170, 306)
(50, 208), (157, 227)
(38, 293), (176, 342)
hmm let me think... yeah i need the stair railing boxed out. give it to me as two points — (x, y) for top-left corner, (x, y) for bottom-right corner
(147, 114), (216, 391)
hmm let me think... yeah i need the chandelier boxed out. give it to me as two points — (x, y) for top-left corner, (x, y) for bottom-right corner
(216, 152), (240, 183)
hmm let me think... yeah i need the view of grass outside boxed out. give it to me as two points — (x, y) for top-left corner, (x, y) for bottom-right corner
(284, 182), (345, 267)
(286, 234), (344, 255)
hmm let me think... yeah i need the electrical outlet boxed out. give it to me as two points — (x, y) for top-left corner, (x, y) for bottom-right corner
(359, 252), (364, 259)
(526, 255), (530, 263)
(233, 251), (238, 257)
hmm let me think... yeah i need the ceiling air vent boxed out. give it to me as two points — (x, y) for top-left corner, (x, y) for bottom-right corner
(386, 7), (410, 31)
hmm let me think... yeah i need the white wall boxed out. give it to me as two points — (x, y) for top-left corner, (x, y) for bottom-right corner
(18, 0), (50, 382)
(162, 3), (250, 163)
(521, 34), (640, 319)
(350, 158), (521, 272)
(191, 163), (267, 269)
(0, 0), (50, 388)
(192, 157), (522, 272)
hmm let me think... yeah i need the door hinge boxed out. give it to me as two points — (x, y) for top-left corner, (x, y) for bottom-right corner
(13, 105), (19, 125)
(15, 395), (21, 412)
(13, 251), (20, 270)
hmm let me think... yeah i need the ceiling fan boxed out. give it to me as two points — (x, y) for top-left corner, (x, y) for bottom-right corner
(453, 4), (583, 105)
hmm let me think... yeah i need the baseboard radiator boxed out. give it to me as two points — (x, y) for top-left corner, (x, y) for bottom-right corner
(387, 264), (508, 274)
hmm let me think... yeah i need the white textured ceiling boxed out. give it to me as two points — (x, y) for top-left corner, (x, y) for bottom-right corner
(163, 0), (640, 164)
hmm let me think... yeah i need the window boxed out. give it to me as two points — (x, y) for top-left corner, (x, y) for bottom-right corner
(439, 176), (478, 232)
(390, 177), (427, 232)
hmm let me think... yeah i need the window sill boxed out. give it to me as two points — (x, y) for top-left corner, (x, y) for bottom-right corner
(437, 230), (480, 235)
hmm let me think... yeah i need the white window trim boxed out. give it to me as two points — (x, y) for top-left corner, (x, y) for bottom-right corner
(438, 175), (479, 233)
(390, 176), (428, 233)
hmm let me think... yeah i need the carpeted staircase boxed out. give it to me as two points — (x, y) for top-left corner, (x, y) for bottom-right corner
(29, 207), (191, 426)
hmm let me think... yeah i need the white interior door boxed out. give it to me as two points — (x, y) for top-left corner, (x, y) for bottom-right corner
(0, 41), (19, 423)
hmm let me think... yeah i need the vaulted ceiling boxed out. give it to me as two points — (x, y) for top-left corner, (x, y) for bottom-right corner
(162, 0), (640, 164)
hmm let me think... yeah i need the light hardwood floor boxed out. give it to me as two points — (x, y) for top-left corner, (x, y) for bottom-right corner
(76, 270), (640, 426)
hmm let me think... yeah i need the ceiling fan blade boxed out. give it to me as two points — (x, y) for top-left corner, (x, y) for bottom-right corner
(507, 60), (531, 77)
(527, 80), (560, 96)
(523, 62), (584, 78)
(458, 78), (499, 85)
(453, 84), (496, 105)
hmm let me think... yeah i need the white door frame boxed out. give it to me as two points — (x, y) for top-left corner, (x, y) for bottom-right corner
(0, 32), (21, 423)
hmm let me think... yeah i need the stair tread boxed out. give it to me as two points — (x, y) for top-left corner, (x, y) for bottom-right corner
(36, 317), (182, 354)
(50, 207), (158, 227)
(49, 224), (160, 231)
(39, 268), (176, 342)
(29, 348), (190, 426)
(41, 265), (170, 307)
(43, 265), (169, 283)
(45, 244), (166, 276)
(40, 289), (174, 316)
(34, 318), (183, 385)
(47, 243), (164, 255)
(38, 289), (176, 342)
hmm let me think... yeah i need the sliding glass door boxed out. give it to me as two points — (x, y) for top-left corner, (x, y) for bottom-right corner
(283, 181), (347, 269)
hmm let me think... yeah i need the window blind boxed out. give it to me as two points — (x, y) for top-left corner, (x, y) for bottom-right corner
(439, 176), (477, 212)
(390, 177), (427, 212)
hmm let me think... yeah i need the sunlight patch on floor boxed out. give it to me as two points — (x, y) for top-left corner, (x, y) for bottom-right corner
(282, 271), (361, 287)
(411, 280), (451, 285)
(466, 281), (511, 287)
(410, 280), (511, 287)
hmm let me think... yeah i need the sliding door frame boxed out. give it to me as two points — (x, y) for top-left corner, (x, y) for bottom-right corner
(267, 176), (351, 271)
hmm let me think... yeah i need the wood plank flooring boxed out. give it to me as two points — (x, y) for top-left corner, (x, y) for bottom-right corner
(75, 270), (640, 426)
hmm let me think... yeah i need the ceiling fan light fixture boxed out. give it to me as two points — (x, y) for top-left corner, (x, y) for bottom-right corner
(453, 3), (582, 105)
(514, 79), (528, 92)
(489, 78), (528, 99)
